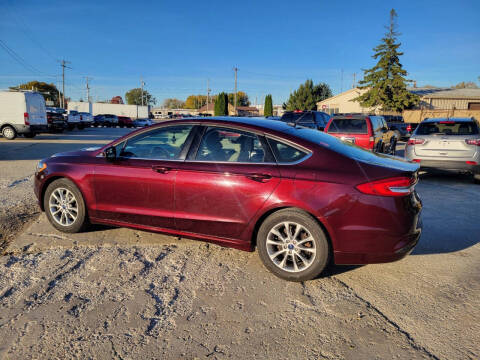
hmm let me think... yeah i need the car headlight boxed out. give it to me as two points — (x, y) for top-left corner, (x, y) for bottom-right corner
(36, 160), (47, 173)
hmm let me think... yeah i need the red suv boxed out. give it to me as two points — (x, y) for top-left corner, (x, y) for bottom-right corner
(117, 116), (134, 128)
(34, 117), (422, 281)
(326, 114), (398, 155)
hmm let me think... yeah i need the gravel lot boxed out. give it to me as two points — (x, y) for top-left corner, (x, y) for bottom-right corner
(0, 128), (479, 359)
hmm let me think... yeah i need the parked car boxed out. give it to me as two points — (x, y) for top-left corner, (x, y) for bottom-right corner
(405, 117), (480, 183)
(78, 112), (93, 127)
(100, 114), (118, 127)
(383, 115), (419, 140)
(133, 118), (153, 127)
(118, 116), (134, 128)
(0, 90), (48, 140)
(46, 110), (66, 133)
(325, 114), (398, 155)
(34, 117), (422, 281)
(67, 110), (82, 130)
(93, 115), (105, 127)
(279, 110), (330, 131)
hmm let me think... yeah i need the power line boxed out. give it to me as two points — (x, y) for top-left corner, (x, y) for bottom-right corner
(0, 39), (50, 76)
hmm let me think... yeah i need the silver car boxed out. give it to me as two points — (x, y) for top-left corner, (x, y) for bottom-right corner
(405, 117), (480, 183)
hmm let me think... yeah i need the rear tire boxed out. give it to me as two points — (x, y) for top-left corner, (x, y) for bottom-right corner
(474, 173), (480, 184)
(44, 178), (88, 233)
(389, 138), (397, 155)
(257, 209), (330, 282)
(2, 125), (17, 140)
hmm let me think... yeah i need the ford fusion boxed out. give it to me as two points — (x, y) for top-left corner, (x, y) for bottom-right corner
(34, 117), (422, 281)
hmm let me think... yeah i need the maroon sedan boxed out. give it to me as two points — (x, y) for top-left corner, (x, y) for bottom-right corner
(34, 117), (422, 281)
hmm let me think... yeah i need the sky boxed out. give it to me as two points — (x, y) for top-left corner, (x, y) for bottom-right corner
(1, 0), (479, 106)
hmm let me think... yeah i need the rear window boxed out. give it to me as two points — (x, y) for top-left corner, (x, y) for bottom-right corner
(281, 112), (314, 124)
(327, 118), (368, 134)
(415, 121), (479, 136)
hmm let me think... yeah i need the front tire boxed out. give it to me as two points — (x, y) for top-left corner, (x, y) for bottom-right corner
(257, 209), (330, 281)
(474, 173), (480, 184)
(2, 125), (17, 140)
(44, 178), (88, 233)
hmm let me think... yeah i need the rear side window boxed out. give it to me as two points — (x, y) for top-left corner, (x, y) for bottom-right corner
(416, 121), (479, 136)
(196, 127), (268, 163)
(267, 138), (309, 163)
(327, 118), (368, 134)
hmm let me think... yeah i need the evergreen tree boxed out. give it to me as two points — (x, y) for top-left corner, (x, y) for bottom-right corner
(264, 94), (273, 117)
(354, 9), (419, 112)
(285, 80), (332, 111)
(214, 92), (228, 116)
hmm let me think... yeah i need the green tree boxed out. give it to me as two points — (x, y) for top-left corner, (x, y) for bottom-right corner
(227, 91), (250, 106)
(353, 9), (419, 112)
(214, 92), (229, 116)
(125, 88), (156, 105)
(264, 94), (273, 117)
(162, 98), (185, 108)
(12, 81), (63, 107)
(284, 80), (332, 111)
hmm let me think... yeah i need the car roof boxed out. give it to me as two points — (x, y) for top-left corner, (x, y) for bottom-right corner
(422, 117), (474, 123)
(166, 116), (293, 132)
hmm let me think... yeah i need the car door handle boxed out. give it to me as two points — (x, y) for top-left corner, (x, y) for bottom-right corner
(152, 166), (171, 174)
(246, 173), (272, 182)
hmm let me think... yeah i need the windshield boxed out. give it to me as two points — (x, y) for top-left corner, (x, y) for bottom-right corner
(327, 118), (368, 134)
(415, 121), (479, 136)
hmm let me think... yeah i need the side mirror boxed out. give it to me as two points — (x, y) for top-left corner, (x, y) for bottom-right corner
(104, 146), (116, 161)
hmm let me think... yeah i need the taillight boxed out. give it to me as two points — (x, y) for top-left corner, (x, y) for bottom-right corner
(24, 112), (30, 125)
(407, 138), (425, 145)
(466, 161), (478, 165)
(356, 177), (417, 197)
(406, 124), (412, 132)
(411, 159), (421, 163)
(465, 139), (480, 146)
(369, 136), (375, 149)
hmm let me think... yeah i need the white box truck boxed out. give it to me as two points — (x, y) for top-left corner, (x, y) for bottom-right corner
(0, 91), (48, 140)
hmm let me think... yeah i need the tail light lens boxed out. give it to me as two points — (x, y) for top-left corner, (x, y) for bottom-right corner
(411, 159), (421, 163)
(368, 136), (375, 149)
(407, 138), (425, 145)
(24, 112), (30, 125)
(465, 139), (480, 146)
(356, 177), (417, 197)
(406, 124), (412, 132)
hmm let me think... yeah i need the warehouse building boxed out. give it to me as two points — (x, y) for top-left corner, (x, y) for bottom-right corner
(317, 87), (480, 114)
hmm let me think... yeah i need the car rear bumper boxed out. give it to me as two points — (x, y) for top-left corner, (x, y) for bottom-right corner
(333, 229), (421, 264)
(332, 191), (422, 265)
(418, 160), (479, 173)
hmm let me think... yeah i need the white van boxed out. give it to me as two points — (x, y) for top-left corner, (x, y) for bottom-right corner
(0, 91), (48, 140)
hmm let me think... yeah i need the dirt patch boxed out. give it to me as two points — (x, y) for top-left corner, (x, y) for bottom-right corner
(0, 202), (40, 255)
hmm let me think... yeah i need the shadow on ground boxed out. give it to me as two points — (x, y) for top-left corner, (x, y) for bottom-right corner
(412, 171), (479, 255)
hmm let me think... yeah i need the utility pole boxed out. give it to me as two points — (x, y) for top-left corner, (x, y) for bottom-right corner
(58, 59), (71, 109)
(352, 73), (357, 88)
(84, 76), (92, 103)
(206, 79), (211, 113)
(140, 77), (145, 106)
(233, 67), (238, 115)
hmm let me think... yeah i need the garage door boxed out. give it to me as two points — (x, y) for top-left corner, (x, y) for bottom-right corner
(468, 102), (480, 110)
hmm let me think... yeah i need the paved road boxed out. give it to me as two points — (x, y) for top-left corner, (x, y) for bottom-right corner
(0, 127), (479, 359)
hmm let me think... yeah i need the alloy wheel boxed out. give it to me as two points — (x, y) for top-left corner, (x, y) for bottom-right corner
(49, 187), (79, 226)
(266, 222), (316, 273)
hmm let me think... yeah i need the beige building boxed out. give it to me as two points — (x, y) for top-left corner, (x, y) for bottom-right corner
(316, 88), (376, 115)
(317, 87), (480, 115)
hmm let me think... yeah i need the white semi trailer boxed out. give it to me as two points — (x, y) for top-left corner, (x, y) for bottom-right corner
(68, 102), (149, 119)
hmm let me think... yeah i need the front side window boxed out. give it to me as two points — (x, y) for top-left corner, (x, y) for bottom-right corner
(196, 127), (267, 162)
(267, 138), (308, 163)
(120, 125), (193, 160)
